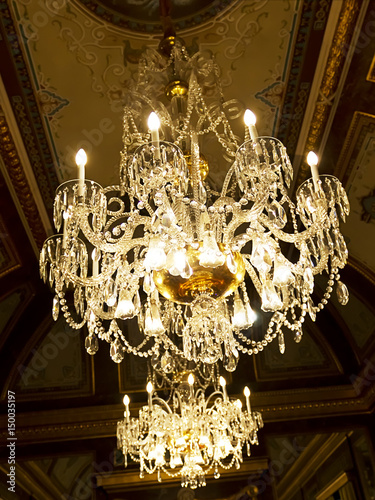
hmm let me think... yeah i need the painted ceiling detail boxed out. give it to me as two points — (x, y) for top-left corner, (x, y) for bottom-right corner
(15, 317), (93, 399)
(1, 2), (375, 497)
(76, 0), (238, 33)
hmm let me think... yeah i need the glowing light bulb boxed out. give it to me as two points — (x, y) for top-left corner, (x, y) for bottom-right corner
(146, 381), (153, 409)
(123, 394), (130, 422)
(116, 290), (135, 319)
(220, 376), (228, 400)
(199, 230), (225, 268)
(148, 112), (160, 131)
(75, 148), (87, 196)
(232, 291), (248, 329)
(148, 112), (160, 159)
(244, 386), (251, 413)
(244, 109), (256, 127)
(244, 109), (261, 153)
(307, 151), (319, 192)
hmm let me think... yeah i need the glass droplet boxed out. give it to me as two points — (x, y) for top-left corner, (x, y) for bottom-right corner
(85, 335), (99, 355)
(336, 280), (349, 305)
(151, 350), (160, 370)
(278, 331), (285, 354)
(294, 330), (302, 343)
(307, 297), (316, 322)
(223, 350), (239, 372)
(110, 339), (124, 363)
(160, 351), (174, 373)
(52, 295), (59, 321)
(303, 267), (314, 294)
(105, 278), (117, 307)
(174, 315), (184, 336)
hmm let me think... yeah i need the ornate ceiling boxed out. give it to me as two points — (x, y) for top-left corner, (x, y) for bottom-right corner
(0, 1), (375, 499)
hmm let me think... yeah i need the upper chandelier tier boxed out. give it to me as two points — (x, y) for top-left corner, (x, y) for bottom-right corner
(40, 36), (350, 369)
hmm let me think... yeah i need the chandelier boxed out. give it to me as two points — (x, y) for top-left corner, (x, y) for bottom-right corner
(39, 34), (350, 369)
(117, 373), (263, 489)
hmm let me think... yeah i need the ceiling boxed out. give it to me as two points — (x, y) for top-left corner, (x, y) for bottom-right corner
(0, 0), (375, 499)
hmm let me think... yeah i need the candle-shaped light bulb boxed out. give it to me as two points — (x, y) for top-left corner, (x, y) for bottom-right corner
(219, 376), (228, 401)
(307, 151), (320, 192)
(244, 109), (261, 153)
(188, 373), (194, 398)
(244, 386), (251, 413)
(148, 112), (161, 160)
(75, 148), (87, 197)
(244, 109), (256, 127)
(146, 381), (153, 409)
(123, 394), (130, 423)
(244, 109), (258, 141)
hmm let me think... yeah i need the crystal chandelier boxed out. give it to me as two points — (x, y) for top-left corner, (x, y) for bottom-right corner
(39, 34), (350, 368)
(117, 373), (263, 489)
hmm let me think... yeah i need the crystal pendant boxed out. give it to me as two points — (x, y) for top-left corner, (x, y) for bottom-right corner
(226, 252), (237, 274)
(105, 278), (117, 307)
(307, 297), (316, 321)
(198, 180), (207, 204)
(143, 271), (155, 294)
(201, 339), (221, 364)
(278, 331), (285, 354)
(174, 314), (184, 336)
(268, 200), (287, 229)
(261, 281), (283, 312)
(52, 295), (59, 321)
(294, 329), (302, 343)
(151, 350), (161, 370)
(336, 281), (349, 305)
(160, 351), (174, 373)
(110, 339), (124, 363)
(85, 335), (99, 355)
(223, 349), (239, 372)
(303, 267), (314, 294)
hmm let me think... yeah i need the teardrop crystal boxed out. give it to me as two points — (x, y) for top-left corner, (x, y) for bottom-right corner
(307, 297), (316, 322)
(151, 350), (160, 370)
(278, 331), (285, 354)
(160, 351), (174, 373)
(294, 329), (303, 343)
(110, 339), (124, 363)
(336, 280), (349, 305)
(223, 349), (239, 372)
(174, 315), (184, 336)
(85, 335), (99, 355)
(52, 295), (59, 321)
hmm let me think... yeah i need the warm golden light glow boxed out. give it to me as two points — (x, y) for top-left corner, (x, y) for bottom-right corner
(75, 148), (87, 167)
(307, 151), (318, 167)
(148, 111), (160, 131)
(244, 109), (256, 126)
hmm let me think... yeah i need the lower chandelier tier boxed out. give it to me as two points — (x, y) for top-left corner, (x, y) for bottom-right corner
(117, 375), (263, 489)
